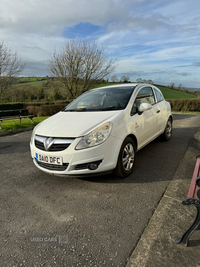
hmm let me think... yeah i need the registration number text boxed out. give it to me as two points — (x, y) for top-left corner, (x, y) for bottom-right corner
(36, 153), (63, 165)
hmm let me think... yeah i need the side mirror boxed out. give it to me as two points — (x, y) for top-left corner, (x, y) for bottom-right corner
(138, 103), (152, 113)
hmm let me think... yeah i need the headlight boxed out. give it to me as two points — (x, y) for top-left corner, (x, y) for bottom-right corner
(75, 122), (112, 150)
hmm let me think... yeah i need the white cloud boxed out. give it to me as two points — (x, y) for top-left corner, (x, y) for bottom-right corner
(0, 0), (128, 36)
(0, 0), (200, 87)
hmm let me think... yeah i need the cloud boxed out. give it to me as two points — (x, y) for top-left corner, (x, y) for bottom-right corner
(107, 14), (172, 33)
(0, 0), (200, 88)
(177, 62), (200, 68)
(177, 72), (191, 76)
(0, 0), (128, 37)
(191, 62), (200, 67)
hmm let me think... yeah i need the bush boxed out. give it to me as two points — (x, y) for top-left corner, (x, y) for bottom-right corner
(37, 88), (45, 101)
(53, 88), (63, 100)
(0, 102), (24, 110)
(167, 99), (200, 112)
(27, 104), (67, 116)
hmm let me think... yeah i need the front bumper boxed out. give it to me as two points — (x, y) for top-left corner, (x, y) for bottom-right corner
(30, 135), (122, 177)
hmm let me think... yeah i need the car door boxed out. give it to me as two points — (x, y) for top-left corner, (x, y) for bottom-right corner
(153, 87), (168, 132)
(130, 87), (160, 148)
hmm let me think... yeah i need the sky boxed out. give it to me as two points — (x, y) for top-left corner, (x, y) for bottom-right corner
(1, 0), (200, 88)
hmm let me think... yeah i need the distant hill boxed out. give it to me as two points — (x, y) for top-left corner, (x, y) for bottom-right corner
(186, 87), (200, 91)
(11, 78), (198, 102)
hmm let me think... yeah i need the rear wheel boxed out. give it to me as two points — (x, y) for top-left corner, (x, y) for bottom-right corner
(161, 118), (172, 141)
(114, 137), (136, 178)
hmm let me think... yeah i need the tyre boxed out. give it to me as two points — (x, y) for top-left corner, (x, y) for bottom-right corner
(114, 137), (136, 178)
(161, 118), (172, 141)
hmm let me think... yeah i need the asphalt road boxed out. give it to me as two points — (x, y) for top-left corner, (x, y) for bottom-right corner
(1, 113), (200, 267)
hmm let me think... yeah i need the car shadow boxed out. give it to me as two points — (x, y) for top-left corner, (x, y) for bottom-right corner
(77, 136), (174, 184)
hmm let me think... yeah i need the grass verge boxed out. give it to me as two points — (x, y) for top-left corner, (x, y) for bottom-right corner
(157, 85), (197, 99)
(0, 117), (48, 133)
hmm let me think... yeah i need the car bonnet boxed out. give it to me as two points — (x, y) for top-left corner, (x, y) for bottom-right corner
(35, 110), (122, 138)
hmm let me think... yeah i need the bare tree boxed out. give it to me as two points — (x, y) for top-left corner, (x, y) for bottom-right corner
(111, 75), (118, 83)
(0, 42), (25, 102)
(146, 79), (153, 84)
(136, 78), (143, 83)
(178, 83), (183, 90)
(170, 82), (175, 89)
(49, 40), (116, 98)
(136, 78), (153, 84)
(120, 76), (130, 83)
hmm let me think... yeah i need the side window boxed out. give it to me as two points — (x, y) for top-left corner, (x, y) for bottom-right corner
(131, 87), (155, 116)
(154, 89), (164, 103)
(136, 87), (155, 106)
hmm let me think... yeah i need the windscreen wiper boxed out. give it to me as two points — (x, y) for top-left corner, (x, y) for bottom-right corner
(62, 108), (102, 112)
(62, 108), (87, 112)
(100, 106), (123, 111)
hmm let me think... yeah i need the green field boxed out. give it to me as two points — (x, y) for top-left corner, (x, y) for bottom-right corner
(0, 117), (48, 133)
(14, 78), (198, 100)
(156, 85), (197, 99)
(21, 80), (48, 87)
(92, 83), (197, 99)
(18, 77), (47, 82)
(16, 79), (48, 87)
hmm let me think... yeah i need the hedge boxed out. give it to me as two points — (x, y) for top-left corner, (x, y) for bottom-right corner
(0, 102), (24, 110)
(27, 99), (200, 116)
(24, 100), (71, 107)
(27, 104), (67, 117)
(167, 99), (200, 112)
(1, 99), (200, 117)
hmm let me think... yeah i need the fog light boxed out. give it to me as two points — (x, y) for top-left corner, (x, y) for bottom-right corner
(88, 163), (98, 170)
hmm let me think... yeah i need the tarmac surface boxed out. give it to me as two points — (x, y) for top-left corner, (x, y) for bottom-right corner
(126, 124), (200, 267)
(1, 114), (200, 267)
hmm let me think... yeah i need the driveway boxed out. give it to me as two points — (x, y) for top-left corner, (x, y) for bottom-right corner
(1, 113), (200, 267)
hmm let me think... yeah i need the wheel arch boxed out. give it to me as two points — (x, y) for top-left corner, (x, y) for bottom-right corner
(125, 134), (138, 151)
(169, 114), (173, 123)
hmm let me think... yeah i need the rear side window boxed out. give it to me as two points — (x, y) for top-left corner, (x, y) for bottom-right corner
(154, 89), (164, 103)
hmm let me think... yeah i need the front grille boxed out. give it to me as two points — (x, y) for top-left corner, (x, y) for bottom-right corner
(48, 143), (71, 151)
(35, 135), (74, 152)
(75, 160), (103, 170)
(35, 140), (71, 151)
(36, 160), (69, 171)
(35, 139), (45, 150)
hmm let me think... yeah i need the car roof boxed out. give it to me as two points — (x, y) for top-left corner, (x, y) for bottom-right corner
(93, 83), (138, 90)
(89, 83), (163, 95)
(91, 83), (161, 90)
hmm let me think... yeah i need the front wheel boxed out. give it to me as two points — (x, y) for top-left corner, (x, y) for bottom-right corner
(161, 118), (172, 141)
(114, 137), (136, 178)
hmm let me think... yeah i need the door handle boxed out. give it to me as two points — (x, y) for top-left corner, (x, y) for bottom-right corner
(157, 110), (161, 113)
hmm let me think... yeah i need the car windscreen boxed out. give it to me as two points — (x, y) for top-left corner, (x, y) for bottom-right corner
(63, 86), (136, 112)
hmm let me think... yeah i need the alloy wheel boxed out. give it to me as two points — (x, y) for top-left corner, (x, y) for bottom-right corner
(122, 143), (135, 171)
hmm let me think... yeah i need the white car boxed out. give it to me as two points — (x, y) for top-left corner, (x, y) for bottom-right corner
(30, 83), (172, 178)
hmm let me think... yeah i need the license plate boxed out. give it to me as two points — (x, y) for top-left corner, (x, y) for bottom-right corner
(36, 153), (63, 165)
